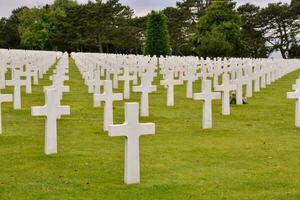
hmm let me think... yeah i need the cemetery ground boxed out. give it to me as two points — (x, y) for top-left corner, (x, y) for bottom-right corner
(0, 58), (300, 200)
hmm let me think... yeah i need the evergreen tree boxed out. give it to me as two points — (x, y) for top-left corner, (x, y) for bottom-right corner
(144, 11), (171, 57)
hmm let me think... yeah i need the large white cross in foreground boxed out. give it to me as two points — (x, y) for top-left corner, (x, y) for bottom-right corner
(31, 88), (70, 155)
(193, 80), (221, 129)
(0, 92), (13, 134)
(108, 103), (155, 184)
(287, 79), (300, 127)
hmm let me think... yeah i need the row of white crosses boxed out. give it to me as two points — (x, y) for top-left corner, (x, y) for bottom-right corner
(31, 53), (70, 155)
(72, 52), (300, 184)
(0, 49), (61, 134)
(74, 53), (300, 130)
(72, 53), (157, 184)
(72, 53), (158, 119)
(158, 56), (300, 129)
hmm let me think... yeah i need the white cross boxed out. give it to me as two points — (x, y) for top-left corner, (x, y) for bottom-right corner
(242, 67), (253, 97)
(31, 88), (70, 155)
(108, 102), (155, 184)
(215, 73), (236, 115)
(253, 64), (261, 92)
(0, 92), (13, 134)
(92, 70), (104, 107)
(194, 80), (221, 129)
(111, 66), (120, 89)
(234, 69), (244, 105)
(160, 71), (182, 106)
(44, 74), (70, 100)
(119, 67), (135, 99)
(287, 79), (300, 127)
(23, 65), (33, 94)
(94, 80), (123, 131)
(182, 66), (198, 98)
(6, 70), (26, 110)
(132, 73), (156, 116)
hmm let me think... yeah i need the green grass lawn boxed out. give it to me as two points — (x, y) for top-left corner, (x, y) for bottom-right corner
(0, 58), (300, 200)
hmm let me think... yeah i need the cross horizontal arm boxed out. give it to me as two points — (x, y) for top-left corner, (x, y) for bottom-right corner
(108, 124), (127, 137)
(138, 123), (155, 136)
(58, 106), (70, 116)
(31, 106), (47, 116)
(287, 91), (300, 99)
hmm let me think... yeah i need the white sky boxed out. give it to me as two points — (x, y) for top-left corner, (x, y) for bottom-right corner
(0, 0), (291, 18)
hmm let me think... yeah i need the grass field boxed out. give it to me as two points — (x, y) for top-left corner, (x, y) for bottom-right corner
(0, 58), (300, 200)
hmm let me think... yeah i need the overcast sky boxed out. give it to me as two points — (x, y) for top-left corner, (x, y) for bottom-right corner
(0, 0), (291, 18)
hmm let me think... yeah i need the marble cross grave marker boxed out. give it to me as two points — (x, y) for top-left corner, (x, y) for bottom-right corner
(160, 71), (182, 106)
(182, 66), (198, 98)
(234, 69), (244, 105)
(287, 79), (300, 127)
(94, 80), (123, 131)
(108, 102), (155, 184)
(6, 70), (26, 110)
(31, 88), (70, 155)
(119, 67), (135, 99)
(132, 73), (156, 116)
(193, 80), (221, 129)
(215, 73), (236, 115)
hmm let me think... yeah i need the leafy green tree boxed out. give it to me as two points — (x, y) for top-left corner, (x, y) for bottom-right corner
(176, 0), (210, 25)
(144, 11), (171, 57)
(162, 0), (210, 56)
(193, 0), (244, 57)
(259, 2), (300, 58)
(238, 3), (268, 58)
(0, 7), (25, 49)
(17, 8), (49, 49)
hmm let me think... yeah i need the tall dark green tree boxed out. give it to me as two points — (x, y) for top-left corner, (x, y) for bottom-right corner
(144, 11), (171, 57)
(259, 2), (300, 58)
(193, 0), (244, 57)
(291, 0), (300, 10)
(0, 18), (7, 48)
(163, 7), (185, 55)
(238, 3), (268, 58)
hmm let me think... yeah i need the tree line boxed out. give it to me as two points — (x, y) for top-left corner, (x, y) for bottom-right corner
(0, 0), (299, 58)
